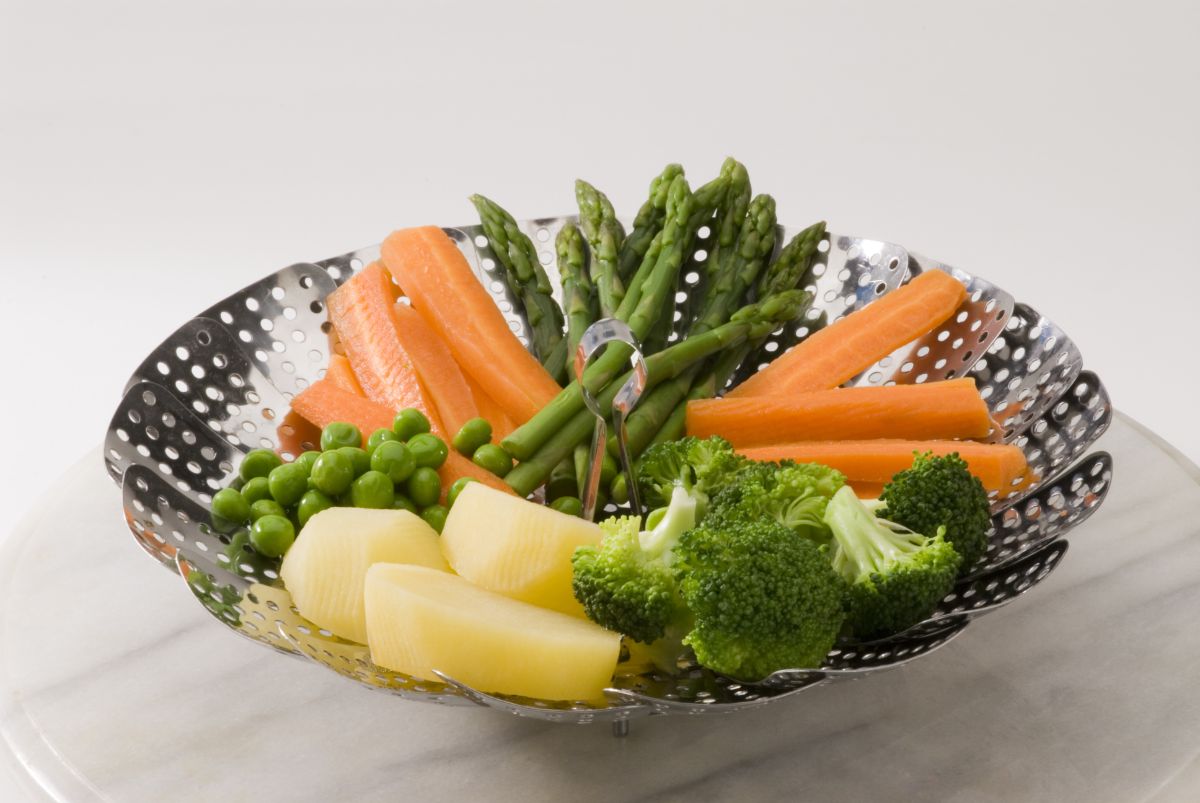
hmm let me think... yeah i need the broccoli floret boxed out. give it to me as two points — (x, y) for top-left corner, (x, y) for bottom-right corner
(571, 486), (697, 645)
(708, 462), (845, 543)
(879, 452), (991, 572)
(673, 519), (847, 681)
(637, 435), (748, 519)
(825, 486), (961, 639)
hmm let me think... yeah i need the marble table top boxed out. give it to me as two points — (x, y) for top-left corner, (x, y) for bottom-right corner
(3, 415), (1199, 802)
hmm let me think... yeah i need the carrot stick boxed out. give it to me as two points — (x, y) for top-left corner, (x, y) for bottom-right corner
(326, 262), (442, 428)
(390, 301), (480, 435)
(727, 270), (967, 398)
(291, 378), (513, 499)
(687, 378), (992, 446)
(325, 353), (365, 397)
(736, 439), (1029, 494)
(381, 226), (561, 426)
(292, 378), (397, 437)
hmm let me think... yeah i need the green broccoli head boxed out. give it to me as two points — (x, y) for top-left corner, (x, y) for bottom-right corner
(637, 435), (747, 517)
(825, 486), (961, 639)
(707, 461), (845, 543)
(673, 519), (847, 681)
(879, 452), (991, 571)
(571, 486), (697, 645)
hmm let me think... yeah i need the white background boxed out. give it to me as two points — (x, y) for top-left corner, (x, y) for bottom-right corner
(0, 1), (1197, 796)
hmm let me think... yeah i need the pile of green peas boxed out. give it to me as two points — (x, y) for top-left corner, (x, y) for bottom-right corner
(210, 408), (515, 560)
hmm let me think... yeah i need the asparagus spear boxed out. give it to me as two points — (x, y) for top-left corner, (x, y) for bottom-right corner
(617, 163), (684, 283)
(611, 193), (778, 458)
(556, 221), (595, 360)
(471, 194), (567, 382)
(575, 180), (626, 318)
(504, 288), (813, 496)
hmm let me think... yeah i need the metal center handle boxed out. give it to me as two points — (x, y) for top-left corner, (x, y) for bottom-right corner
(576, 319), (648, 521)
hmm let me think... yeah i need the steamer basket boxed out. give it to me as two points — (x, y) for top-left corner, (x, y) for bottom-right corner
(105, 219), (1113, 727)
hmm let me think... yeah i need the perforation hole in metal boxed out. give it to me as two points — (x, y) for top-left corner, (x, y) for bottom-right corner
(971, 302), (1084, 441)
(106, 381), (241, 501)
(199, 263), (338, 398)
(820, 619), (968, 673)
(850, 258), (1014, 390)
(314, 245), (379, 289)
(730, 234), (908, 387)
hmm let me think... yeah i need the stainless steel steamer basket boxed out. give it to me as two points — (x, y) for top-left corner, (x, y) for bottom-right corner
(104, 219), (1113, 728)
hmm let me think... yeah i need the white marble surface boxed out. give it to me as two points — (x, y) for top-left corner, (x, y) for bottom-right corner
(2, 416), (1199, 802)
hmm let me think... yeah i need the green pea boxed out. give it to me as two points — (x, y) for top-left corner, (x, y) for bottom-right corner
(350, 470), (395, 509)
(212, 487), (250, 523)
(446, 477), (476, 508)
(297, 490), (334, 527)
(224, 529), (275, 578)
(645, 506), (667, 530)
(239, 448), (282, 481)
(420, 504), (449, 534)
(370, 440), (416, 483)
(406, 467), (442, 508)
(268, 462), (309, 507)
(320, 421), (362, 451)
(337, 446), (371, 477)
(392, 495), (418, 514)
(550, 496), (583, 517)
(250, 514), (295, 557)
(240, 476), (272, 505)
(546, 460), (579, 502)
(393, 408), (431, 441)
(295, 450), (322, 475)
(472, 443), (513, 478)
(609, 474), (629, 505)
(310, 450), (354, 496)
(452, 417), (492, 456)
(407, 433), (449, 469)
(366, 427), (399, 455)
(250, 498), (286, 521)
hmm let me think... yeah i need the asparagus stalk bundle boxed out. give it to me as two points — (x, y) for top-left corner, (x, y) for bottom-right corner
(501, 167), (734, 462)
(471, 194), (568, 382)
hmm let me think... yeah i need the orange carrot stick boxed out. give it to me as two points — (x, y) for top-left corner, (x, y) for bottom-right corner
(736, 439), (1029, 494)
(381, 226), (560, 426)
(325, 353), (365, 397)
(727, 270), (967, 398)
(326, 262), (442, 428)
(390, 302), (480, 435)
(463, 372), (516, 441)
(687, 378), (992, 446)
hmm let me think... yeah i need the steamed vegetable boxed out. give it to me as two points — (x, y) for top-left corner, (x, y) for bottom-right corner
(326, 262), (440, 422)
(824, 486), (961, 638)
(380, 225), (561, 426)
(617, 163), (684, 283)
(878, 452), (993, 571)
(735, 439), (1029, 495)
(555, 221), (596, 360)
(686, 378), (994, 446)
(365, 564), (621, 701)
(728, 269), (968, 398)
(390, 301), (480, 434)
(575, 180), (626, 318)
(325, 354), (364, 396)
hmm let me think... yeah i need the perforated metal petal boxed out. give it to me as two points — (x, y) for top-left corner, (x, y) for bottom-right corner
(104, 218), (1116, 722)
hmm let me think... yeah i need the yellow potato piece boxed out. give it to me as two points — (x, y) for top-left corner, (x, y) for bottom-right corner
(440, 482), (603, 616)
(365, 564), (621, 701)
(280, 507), (448, 643)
